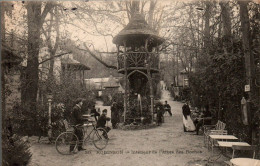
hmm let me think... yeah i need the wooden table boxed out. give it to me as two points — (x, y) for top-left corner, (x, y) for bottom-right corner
(210, 135), (237, 140)
(217, 141), (250, 148)
(230, 158), (260, 166)
(209, 135), (238, 153)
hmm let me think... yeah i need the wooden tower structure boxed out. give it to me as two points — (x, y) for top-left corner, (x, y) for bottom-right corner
(113, 13), (164, 124)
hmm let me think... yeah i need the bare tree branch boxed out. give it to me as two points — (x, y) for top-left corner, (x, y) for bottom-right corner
(39, 52), (71, 64)
(78, 43), (117, 69)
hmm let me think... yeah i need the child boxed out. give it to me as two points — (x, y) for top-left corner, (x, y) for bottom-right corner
(97, 109), (111, 136)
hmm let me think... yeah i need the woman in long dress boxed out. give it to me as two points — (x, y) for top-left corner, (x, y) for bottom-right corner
(182, 102), (195, 132)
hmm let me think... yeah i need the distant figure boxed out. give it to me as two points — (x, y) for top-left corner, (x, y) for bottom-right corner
(194, 107), (212, 135)
(97, 109), (111, 137)
(90, 105), (100, 122)
(156, 106), (163, 126)
(182, 101), (195, 132)
(111, 102), (119, 129)
(163, 101), (172, 116)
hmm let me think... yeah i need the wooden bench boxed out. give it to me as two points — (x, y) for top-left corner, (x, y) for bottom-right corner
(203, 120), (226, 146)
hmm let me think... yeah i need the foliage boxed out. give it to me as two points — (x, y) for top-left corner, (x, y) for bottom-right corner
(2, 123), (32, 166)
(9, 74), (96, 137)
(188, 31), (257, 143)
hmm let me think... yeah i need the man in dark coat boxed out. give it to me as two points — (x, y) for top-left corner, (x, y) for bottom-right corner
(182, 101), (191, 132)
(155, 102), (164, 125)
(70, 98), (85, 152)
(111, 102), (119, 129)
(182, 102), (191, 120)
(97, 109), (111, 138)
(163, 101), (172, 116)
(156, 106), (163, 126)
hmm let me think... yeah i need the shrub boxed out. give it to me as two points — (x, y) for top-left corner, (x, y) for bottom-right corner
(2, 121), (32, 166)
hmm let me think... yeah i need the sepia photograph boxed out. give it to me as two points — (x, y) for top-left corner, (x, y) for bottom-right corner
(1, 0), (260, 165)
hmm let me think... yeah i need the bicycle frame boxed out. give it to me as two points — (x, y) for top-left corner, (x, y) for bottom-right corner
(78, 121), (98, 144)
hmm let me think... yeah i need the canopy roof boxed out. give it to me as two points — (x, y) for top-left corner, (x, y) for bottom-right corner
(113, 13), (164, 47)
(103, 75), (120, 88)
(61, 55), (90, 70)
(1, 45), (22, 65)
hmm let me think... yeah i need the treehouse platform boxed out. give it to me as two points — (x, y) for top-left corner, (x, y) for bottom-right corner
(113, 13), (164, 125)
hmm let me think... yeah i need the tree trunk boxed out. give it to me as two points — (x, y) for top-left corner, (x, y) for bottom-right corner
(22, 2), (42, 112)
(204, 1), (211, 52)
(238, 0), (255, 143)
(46, 8), (60, 93)
(148, 0), (156, 29)
(1, 2), (6, 121)
(22, 2), (54, 115)
(220, 2), (232, 53)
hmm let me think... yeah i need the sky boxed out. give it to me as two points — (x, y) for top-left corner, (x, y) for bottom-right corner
(5, 0), (260, 53)
(6, 1), (177, 52)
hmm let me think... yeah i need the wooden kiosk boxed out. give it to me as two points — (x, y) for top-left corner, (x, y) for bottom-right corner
(113, 13), (164, 124)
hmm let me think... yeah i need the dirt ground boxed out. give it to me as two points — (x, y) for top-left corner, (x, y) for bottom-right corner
(28, 88), (228, 166)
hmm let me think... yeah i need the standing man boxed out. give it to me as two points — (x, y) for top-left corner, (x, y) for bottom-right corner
(156, 106), (163, 126)
(163, 101), (172, 116)
(111, 101), (119, 129)
(70, 98), (85, 152)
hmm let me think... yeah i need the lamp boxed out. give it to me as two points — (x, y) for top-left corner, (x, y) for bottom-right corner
(47, 93), (53, 140)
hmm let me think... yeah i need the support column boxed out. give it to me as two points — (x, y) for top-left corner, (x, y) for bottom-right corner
(145, 39), (154, 123)
(123, 41), (127, 123)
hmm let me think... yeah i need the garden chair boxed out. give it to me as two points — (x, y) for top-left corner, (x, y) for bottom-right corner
(224, 145), (258, 165)
(207, 129), (228, 149)
(203, 120), (226, 146)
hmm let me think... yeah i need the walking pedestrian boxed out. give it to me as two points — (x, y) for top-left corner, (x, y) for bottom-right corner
(163, 101), (172, 116)
(70, 98), (86, 152)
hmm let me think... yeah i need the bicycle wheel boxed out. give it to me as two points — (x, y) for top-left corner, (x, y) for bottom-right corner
(92, 128), (108, 150)
(55, 132), (79, 155)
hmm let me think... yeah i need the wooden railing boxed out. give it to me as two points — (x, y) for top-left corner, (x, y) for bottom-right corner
(117, 52), (159, 72)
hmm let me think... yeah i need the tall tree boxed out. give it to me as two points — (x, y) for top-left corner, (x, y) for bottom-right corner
(220, 1), (232, 53)
(238, 0), (256, 142)
(22, 2), (54, 112)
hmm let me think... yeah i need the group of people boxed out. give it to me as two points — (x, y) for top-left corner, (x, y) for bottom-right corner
(156, 100), (173, 126)
(182, 101), (212, 135)
(69, 98), (111, 152)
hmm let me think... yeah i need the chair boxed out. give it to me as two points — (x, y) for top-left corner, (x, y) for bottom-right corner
(203, 120), (226, 146)
(207, 130), (228, 150)
(224, 145), (257, 165)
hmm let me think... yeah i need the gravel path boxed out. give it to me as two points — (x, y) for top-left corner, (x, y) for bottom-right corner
(29, 89), (227, 166)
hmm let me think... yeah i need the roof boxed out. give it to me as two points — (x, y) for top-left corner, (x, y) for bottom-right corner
(103, 75), (120, 88)
(180, 68), (194, 74)
(1, 45), (22, 65)
(113, 13), (164, 47)
(61, 55), (90, 70)
(85, 78), (110, 83)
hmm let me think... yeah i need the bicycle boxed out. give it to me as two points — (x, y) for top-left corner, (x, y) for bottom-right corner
(55, 120), (108, 155)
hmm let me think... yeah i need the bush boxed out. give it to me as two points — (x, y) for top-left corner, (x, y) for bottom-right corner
(2, 123), (32, 166)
